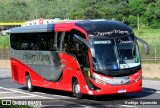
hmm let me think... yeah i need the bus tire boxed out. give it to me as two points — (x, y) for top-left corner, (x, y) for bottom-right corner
(26, 75), (34, 92)
(73, 80), (83, 99)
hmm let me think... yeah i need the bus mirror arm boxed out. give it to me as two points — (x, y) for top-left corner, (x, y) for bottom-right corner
(90, 47), (96, 58)
(74, 35), (95, 58)
(135, 36), (149, 55)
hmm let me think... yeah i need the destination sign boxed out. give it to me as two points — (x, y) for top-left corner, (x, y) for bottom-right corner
(93, 40), (112, 44)
(118, 39), (133, 44)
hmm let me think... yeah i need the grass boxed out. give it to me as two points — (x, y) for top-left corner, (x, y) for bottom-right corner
(0, 100), (32, 108)
(142, 77), (160, 80)
(134, 29), (160, 37)
(153, 77), (160, 81)
(0, 35), (10, 48)
(134, 29), (160, 63)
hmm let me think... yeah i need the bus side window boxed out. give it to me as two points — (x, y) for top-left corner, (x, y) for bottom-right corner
(66, 33), (77, 54)
(77, 40), (90, 68)
(10, 34), (18, 50)
(62, 32), (72, 52)
(37, 32), (54, 51)
(60, 32), (71, 53)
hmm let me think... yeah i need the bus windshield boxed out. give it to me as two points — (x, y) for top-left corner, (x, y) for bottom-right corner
(90, 36), (140, 71)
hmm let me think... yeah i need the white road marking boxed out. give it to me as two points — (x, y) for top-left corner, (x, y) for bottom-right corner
(0, 86), (54, 99)
(0, 92), (14, 94)
(0, 76), (5, 77)
(34, 92), (73, 99)
(0, 69), (11, 71)
(0, 86), (89, 107)
(11, 88), (73, 99)
(118, 105), (138, 108)
(1, 96), (35, 99)
(50, 105), (69, 106)
(42, 105), (137, 108)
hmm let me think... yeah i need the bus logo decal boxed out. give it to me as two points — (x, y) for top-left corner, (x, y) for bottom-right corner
(23, 52), (51, 65)
(120, 80), (124, 84)
(94, 29), (130, 36)
(118, 39), (133, 44)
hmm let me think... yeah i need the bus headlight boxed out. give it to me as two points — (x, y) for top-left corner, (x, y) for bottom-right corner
(92, 73), (129, 85)
(92, 73), (109, 84)
(135, 74), (142, 82)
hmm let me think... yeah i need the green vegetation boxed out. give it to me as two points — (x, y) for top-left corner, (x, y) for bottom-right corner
(134, 29), (160, 63)
(0, 100), (32, 108)
(0, 36), (10, 48)
(0, 0), (160, 29)
(134, 29), (160, 37)
(153, 77), (160, 80)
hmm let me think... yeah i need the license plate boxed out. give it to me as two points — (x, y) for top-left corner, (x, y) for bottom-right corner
(118, 89), (126, 93)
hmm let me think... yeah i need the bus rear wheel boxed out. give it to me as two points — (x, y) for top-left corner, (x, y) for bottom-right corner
(26, 75), (34, 92)
(73, 80), (83, 99)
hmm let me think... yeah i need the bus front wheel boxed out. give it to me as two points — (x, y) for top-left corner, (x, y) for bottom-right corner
(26, 75), (34, 92)
(73, 80), (83, 99)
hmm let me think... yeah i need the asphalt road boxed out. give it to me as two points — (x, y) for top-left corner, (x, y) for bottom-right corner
(0, 69), (160, 108)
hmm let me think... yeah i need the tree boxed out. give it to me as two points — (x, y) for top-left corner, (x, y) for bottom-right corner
(0, 0), (160, 28)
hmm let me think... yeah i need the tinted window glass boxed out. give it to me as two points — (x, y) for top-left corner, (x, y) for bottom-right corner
(10, 32), (55, 51)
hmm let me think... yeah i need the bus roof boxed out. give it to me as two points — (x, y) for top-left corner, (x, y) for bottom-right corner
(10, 20), (133, 37)
(10, 24), (54, 33)
(75, 20), (133, 37)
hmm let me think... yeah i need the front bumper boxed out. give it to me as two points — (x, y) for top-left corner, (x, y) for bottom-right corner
(85, 78), (142, 95)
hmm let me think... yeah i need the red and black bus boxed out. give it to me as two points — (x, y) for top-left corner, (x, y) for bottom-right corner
(10, 20), (149, 99)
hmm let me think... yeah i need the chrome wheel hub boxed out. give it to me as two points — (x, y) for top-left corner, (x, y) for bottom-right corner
(75, 84), (80, 94)
(28, 78), (31, 89)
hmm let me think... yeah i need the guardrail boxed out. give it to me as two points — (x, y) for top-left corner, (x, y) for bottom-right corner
(141, 57), (160, 63)
(0, 48), (10, 60)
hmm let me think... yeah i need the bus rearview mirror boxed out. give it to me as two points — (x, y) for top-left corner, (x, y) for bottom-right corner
(136, 36), (149, 55)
